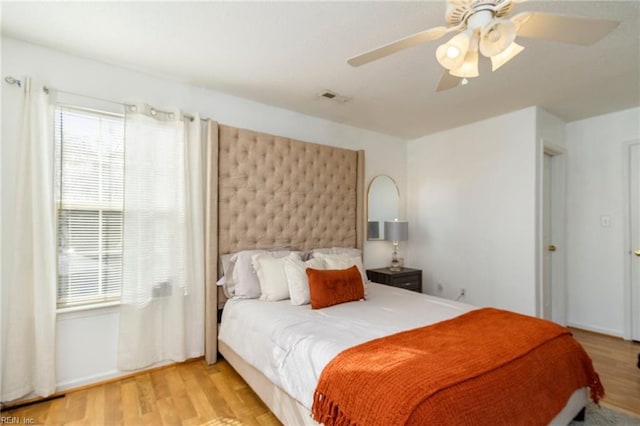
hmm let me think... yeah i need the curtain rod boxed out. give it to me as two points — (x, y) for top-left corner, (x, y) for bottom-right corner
(4, 76), (24, 88)
(4, 75), (207, 122)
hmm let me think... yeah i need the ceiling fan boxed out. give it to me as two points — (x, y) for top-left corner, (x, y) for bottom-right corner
(347, 0), (619, 91)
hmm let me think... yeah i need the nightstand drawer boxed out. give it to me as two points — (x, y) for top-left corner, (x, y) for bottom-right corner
(388, 274), (419, 285)
(366, 267), (422, 293)
(388, 280), (421, 292)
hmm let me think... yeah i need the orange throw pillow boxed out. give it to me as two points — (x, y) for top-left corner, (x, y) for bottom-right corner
(306, 265), (365, 309)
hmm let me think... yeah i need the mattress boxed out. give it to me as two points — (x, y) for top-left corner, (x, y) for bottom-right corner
(218, 282), (476, 408)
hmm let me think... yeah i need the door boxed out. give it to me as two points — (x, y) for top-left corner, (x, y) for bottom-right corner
(541, 148), (566, 324)
(630, 143), (640, 341)
(542, 154), (553, 320)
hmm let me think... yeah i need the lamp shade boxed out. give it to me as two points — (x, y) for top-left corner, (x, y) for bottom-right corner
(368, 221), (380, 239)
(384, 221), (408, 242)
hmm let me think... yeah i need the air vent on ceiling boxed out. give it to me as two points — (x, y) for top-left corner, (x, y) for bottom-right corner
(317, 90), (351, 103)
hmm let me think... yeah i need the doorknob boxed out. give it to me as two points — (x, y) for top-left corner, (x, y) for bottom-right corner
(548, 245), (557, 252)
(634, 249), (640, 257)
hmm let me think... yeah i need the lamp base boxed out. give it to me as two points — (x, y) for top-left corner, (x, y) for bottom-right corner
(389, 242), (401, 271)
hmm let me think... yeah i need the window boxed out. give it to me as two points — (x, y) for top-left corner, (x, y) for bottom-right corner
(55, 106), (125, 308)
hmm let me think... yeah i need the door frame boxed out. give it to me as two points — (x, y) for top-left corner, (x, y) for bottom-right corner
(622, 139), (640, 340)
(537, 140), (567, 324)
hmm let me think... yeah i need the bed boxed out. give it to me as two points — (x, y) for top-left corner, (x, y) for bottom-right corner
(207, 123), (600, 425)
(219, 280), (595, 426)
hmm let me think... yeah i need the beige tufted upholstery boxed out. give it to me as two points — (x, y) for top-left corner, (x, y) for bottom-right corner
(218, 125), (362, 254)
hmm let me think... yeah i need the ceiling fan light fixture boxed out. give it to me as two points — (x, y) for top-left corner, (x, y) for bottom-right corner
(490, 41), (525, 71)
(446, 45), (461, 59)
(479, 18), (517, 57)
(449, 49), (479, 78)
(436, 32), (470, 70)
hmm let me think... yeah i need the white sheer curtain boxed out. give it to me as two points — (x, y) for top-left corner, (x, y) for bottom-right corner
(118, 104), (204, 370)
(1, 78), (57, 401)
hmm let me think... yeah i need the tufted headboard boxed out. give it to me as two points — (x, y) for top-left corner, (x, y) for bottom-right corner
(204, 123), (364, 363)
(218, 124), (364, 254)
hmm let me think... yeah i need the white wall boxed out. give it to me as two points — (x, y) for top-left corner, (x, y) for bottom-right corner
(1, 37), (407, 391)
(406, 107), (539, 315)
(405, 104), (639, 336)
(537, 108), (567, 151)
(565, 107), (640, 337)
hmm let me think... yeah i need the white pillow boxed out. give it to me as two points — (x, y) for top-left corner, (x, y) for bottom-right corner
(311, 247), (362, 257)
(223, 249), (292, 299)
(284, 256), (325, 305)
(313, 253), (367, 287)
(220, 252), (235, 297)
(253, 252), (300, 302)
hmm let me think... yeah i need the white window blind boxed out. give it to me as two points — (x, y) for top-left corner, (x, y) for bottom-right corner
(55, 105), (125, 308)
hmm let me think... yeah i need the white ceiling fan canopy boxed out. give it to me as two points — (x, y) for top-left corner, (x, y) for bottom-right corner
(444, 0), (514, 27)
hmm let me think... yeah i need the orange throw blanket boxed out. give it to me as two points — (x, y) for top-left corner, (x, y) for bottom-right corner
(312, 308), (603, 426)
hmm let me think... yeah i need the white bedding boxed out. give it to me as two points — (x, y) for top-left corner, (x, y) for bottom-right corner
(218, 282), (476, 409)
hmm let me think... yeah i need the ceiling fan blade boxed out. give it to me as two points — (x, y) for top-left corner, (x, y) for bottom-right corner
(513, 12), (619, 45)
(493, 0), (528, 14)
(436, 71), (462, 92)
(347, 26), (450, 67)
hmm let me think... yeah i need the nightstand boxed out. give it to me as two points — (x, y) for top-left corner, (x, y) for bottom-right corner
(366, 267), (422, 293)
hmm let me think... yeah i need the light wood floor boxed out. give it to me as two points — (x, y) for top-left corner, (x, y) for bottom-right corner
(2, 359), (280, 426)
(2, 328), (638, 425)
(570, 327), (640, 416)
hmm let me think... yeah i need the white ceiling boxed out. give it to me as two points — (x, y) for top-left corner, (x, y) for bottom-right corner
(2, 1), (639, 139)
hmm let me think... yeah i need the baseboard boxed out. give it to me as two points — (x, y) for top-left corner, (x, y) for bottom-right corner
(55, 357), (203, 392)
(56, 349), (204, 392)
(55, 368), (150, 392)
(567, 321), (623, 338)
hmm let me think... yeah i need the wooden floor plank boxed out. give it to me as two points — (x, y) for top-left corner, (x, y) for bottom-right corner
(135, 374), (157, 416)
(209, 366), (255, 422)
(43, 395), (68, 424)
(149, 369), (172, 401)
(197, 366), (234, 419)
(156, 396), (181, 426)
(83, 386), (105, 425)
(104, 381), (124, 426)
(64, 390), (88, 423)
(121, 379), (141, 425)
(164, 366), (198, 423)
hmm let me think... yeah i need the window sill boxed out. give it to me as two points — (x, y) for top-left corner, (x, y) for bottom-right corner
(57, 301), (120, 319)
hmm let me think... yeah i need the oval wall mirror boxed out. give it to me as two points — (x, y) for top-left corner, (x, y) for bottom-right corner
(367, 175), (399, 240)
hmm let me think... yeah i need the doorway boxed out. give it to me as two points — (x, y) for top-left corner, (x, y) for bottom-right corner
(542, 154), (553, 320)
(627, 142), (640, 341)
(540, 146), (566, 324)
